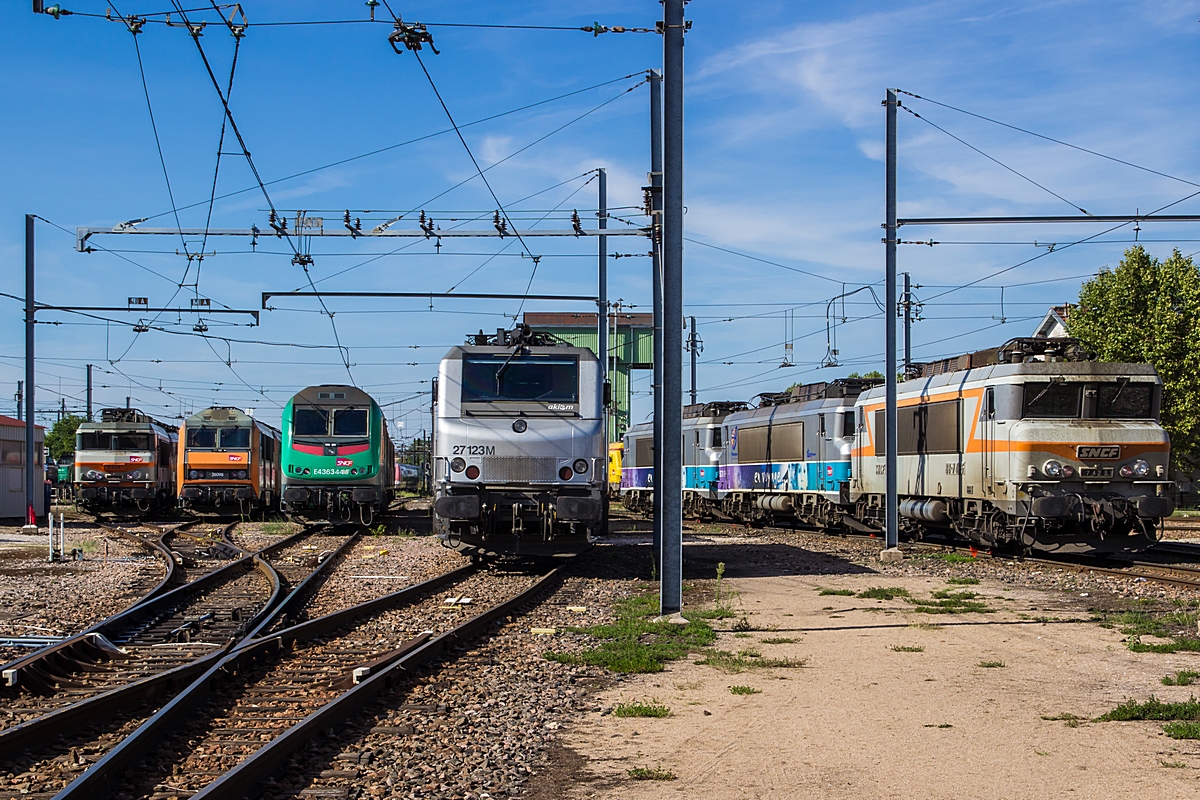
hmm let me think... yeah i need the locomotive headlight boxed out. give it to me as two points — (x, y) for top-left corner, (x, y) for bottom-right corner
(450, 457), (466, 473)
(1132, 459), (1150, 478)
(127, 470), (145, 481)
(1042, 460), (1063, 478)
(236, 470), (248, 479)
(512, 419), (527, 433)
(189, 470), (201, 480)
(559, 466), (574, 481)
(465, 465), (480, 480)
(572, 458), (589, 475)
(85, 469), (104, 481)
(1119, 464), (1134, 478)
(1061, 465), (1075, 478)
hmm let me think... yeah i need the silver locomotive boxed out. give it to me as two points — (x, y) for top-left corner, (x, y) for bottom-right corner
(432, 325), (608, 557)
(851, 338), (1173, 552)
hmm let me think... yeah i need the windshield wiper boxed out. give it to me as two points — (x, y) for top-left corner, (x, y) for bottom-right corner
(1026, 378), (1063, 409)
(494, 346), (524, 397)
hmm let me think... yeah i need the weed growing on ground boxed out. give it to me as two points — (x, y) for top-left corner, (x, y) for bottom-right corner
(368, 524), (387, 537)
(1042, 713), (1083, 728)
(731, 616), (753, 632)
(80, 539), (99, 554)
(939, 552), (976, 563)
(818, 588), (855, 596)
(627, 767), (677, 781)
(1100, 609), (1200, 653)
(858, 587), (910, 601)
(729, 685), (761, 695)
(674, 681), (703, 691)
(946, 577), (980, 585)
(1162, 671), (1200, 686)
(760, 637), (797, 645)
(1098, 696), (1200, 722)
(543, 593), (716, 673)
(1164, 721), (1200, 739)
(261, 521), (290, 535)
(696, 648), (807, 674)
(734, 632), (751, 638)
(907, 590), (993, 615)
(1161, 760), (1188, 768)
(923, 723), (953, 728)
(613, 701), (671, 718)
(978, 660), (1005, 668)
(715, 561), (726, 602)
(891, 645), (924, 652)
(908, 622), (937, 630)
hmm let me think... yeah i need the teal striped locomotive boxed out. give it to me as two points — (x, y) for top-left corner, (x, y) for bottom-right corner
(280, 385), (395, 524)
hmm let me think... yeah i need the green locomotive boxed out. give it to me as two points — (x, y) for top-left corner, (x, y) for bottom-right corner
(280, 385), (395, 524)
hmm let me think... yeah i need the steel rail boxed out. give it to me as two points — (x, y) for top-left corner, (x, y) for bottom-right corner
(54, 562), (482, 799)
(0, 526), (308, 691)
(0, 530), (356, 762)
(193, 568), (560, 800)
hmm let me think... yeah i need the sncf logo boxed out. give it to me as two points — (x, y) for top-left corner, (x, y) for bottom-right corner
(228, 454), (244, 462)
(128, 455), (144, 463)
(335, 457), (353, 467)
(1077, 445), (1121, 460)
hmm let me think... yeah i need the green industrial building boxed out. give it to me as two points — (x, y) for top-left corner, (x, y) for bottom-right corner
(522, 312), (654, 443)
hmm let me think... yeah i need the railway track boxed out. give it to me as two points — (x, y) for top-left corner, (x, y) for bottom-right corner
(0, 527), (363, 797)
(37, 562), (554, 800)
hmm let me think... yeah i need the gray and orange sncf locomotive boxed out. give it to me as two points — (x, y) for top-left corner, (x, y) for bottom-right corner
(623, 338), (1174, 554)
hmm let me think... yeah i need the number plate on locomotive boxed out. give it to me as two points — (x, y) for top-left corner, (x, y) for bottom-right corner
(1076, 445), (1120, 459)
(1079, 467), (1114, 478)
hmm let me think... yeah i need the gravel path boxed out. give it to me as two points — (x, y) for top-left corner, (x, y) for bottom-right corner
(0, 523), (164, 664)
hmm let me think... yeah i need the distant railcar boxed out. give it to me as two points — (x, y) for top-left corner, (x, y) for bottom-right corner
(74, 408), (178, 512)
(432, 325), (607, 558)
(177, 407), (281, 516)
(279, 386), (395, 525)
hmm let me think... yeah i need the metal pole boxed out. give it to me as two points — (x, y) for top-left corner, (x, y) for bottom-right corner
(86, 364), (93, 421)
(660, 0), (685, 617)
(24, 214), (37, 530)
(688, 316), (698, 405)
(883, 90), (900, 558)
(902, 272), (912, 379)
(15, 382), (22, 421)
(598, 168), (609, 442)
(649, 68), (664, 563)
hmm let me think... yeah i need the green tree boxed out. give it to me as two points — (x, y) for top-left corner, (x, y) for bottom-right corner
(1068, 246), (1200, 471)
(45, 415), (84, 463)
(846, 371), (885, 379)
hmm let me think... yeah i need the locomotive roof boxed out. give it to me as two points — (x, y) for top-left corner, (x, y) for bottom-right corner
(289, 385), (379, 407)
(727, 394), (856, 424)
(858, 361), (1161, 404)
(441, 344), (599, 361)
(185, 406), (281, 435)
(80, 408), (177, 433)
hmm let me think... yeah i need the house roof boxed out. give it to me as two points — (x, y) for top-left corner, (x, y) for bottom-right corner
(0, 415), (44, 430)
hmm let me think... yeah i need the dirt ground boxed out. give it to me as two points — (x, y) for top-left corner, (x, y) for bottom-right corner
(557, 538), (1200, 800)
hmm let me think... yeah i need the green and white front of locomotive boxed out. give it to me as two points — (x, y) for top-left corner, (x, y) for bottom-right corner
(433, 345), (606, 547)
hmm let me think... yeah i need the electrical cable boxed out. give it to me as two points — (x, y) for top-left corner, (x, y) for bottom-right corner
(895, 89), (1200, 190)
(898, 104), (1090, 215)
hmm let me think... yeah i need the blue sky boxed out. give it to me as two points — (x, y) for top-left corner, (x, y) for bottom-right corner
(3, 0), (1199, 437)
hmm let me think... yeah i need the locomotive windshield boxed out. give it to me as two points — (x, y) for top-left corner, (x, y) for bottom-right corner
(1022, 382), (1082, 418)
(1096, 381), (1154, 418)
(77, 432), (154, 450)
(221, 427), (252, 448)
(293, 408), (329, 436)
(187, 428), (217, 448)
(293, 406), (367, 437)
(333, 408), (368, 436)
(77, 432), (107, 450)
(461, 356), (579, 403)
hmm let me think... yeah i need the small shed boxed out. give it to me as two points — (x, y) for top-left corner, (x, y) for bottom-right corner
(0, 416), (45, 521)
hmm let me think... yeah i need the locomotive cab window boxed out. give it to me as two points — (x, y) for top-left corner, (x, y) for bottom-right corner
(711, 427), (723, 448)
(294, 408), (329, 437)
(461, 356), (579, 403)
(220, 427), (251, 448)
(842, 411), (857, 438)
(1022, 382), (1082, 418)
(187, 428), (217, 449)
(117, 433), (152, 451)
(77, 432), (108, 450)
(1095, 382), (1154, 419)
(332, 408), (368, 437)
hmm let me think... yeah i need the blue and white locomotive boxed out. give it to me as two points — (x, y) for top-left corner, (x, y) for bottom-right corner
(620, 401), (749, 517)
